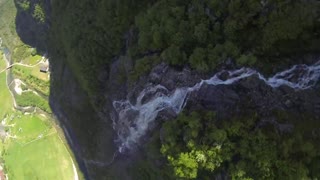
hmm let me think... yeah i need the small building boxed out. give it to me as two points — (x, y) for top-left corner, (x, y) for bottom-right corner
(40, 62), (49, 73)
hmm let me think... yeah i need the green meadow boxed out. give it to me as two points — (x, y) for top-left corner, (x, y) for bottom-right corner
(0, 0), (79, 177)
(0, 64), (77, 179)
(3, 113), (75, 180)
(0, 53), (12, 118)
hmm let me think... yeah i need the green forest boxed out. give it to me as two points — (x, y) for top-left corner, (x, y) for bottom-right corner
(17, 0), (46, 23)
(46, 0), (320, 179)
(125, 108), (320, 180)
(160, 111), (320, 179)
(50, 0), (319, 100)
(16, 91), (51, 113)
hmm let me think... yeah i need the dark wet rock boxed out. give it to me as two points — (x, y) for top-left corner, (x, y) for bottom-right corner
(152, 62), (169, 75)
(153, 65), (202, 90)
(123, 63), (203, 105)
(238, 74), (265, 89)
(157, 108), (177, 122)
(108, 59), (129, 100)
(127, 84), (145, 105)
(149, 73), (161, 84)
(217, 71), (230, 81)
(163, 79), (176, 91)
(198, 84), (239, 110)
(284, 100), (293, 108)
(120, 109), (139, 128)
(278, 85), (295, 94)
(140, 88), (169, 105)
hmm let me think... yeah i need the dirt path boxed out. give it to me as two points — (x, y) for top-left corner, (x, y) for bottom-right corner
(0, 58), (43, 74)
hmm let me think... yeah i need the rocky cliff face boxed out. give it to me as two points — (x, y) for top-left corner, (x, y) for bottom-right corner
(49, 58), (118, 179)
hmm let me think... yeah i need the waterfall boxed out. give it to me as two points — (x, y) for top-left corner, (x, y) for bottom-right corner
(112, 61), (320, 153)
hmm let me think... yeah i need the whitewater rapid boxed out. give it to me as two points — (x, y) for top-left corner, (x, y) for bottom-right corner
(112, 61), (320, 153)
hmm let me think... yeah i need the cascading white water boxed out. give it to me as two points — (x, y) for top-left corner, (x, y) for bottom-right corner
(112, 61), (320, 153)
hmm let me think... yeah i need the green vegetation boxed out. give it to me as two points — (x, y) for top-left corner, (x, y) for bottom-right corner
(9, 113), (49, 143)
(1, 55), (76, 180)
(24, 54), (41, 65)
(15, 91), (51, 113)
(0, 0), (43, 61)
(3, 113), (75, 180)
(132, 0), (319, 70)
(50, 0), (151, 99)
(0, 53), (13, 118)
(32, 3), (45, 23)
(50, 0), (320, 103)
(13, 65), (50, 95)
(12, 44), (34, 62)
(17, 0), (30, 11)
(129, 55), (160, 82)
(160, 111), (320, 179)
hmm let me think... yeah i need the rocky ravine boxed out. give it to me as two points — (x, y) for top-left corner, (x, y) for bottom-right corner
(49, 55), (320, 179)
(110, 60), (320, 152)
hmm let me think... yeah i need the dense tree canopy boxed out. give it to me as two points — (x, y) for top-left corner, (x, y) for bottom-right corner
(160, 111), (320, 179)
(50, 0), (320, 104)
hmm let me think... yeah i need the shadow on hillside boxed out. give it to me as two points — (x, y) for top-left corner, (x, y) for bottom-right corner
(12, 1), (94, 179)
(12, 1), (141, 179)
(13, 0), (51, 52)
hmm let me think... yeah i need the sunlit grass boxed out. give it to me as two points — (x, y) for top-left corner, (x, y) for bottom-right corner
(4, 113), (74, 180)
(0, 53), (13, 118)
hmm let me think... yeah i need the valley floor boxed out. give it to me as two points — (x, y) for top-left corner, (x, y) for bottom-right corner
(0, 36), (80, 180)
(0, 0), (82, 175)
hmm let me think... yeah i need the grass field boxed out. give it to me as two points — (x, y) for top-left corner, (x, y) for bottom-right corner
(0, 53), (13, 118)
(31, 63), (49, 81)
(9, 113), (50, 143)
(4, 135), (74, 180)
(23, 54), (42, 65)
(3, 113), (75, 180)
